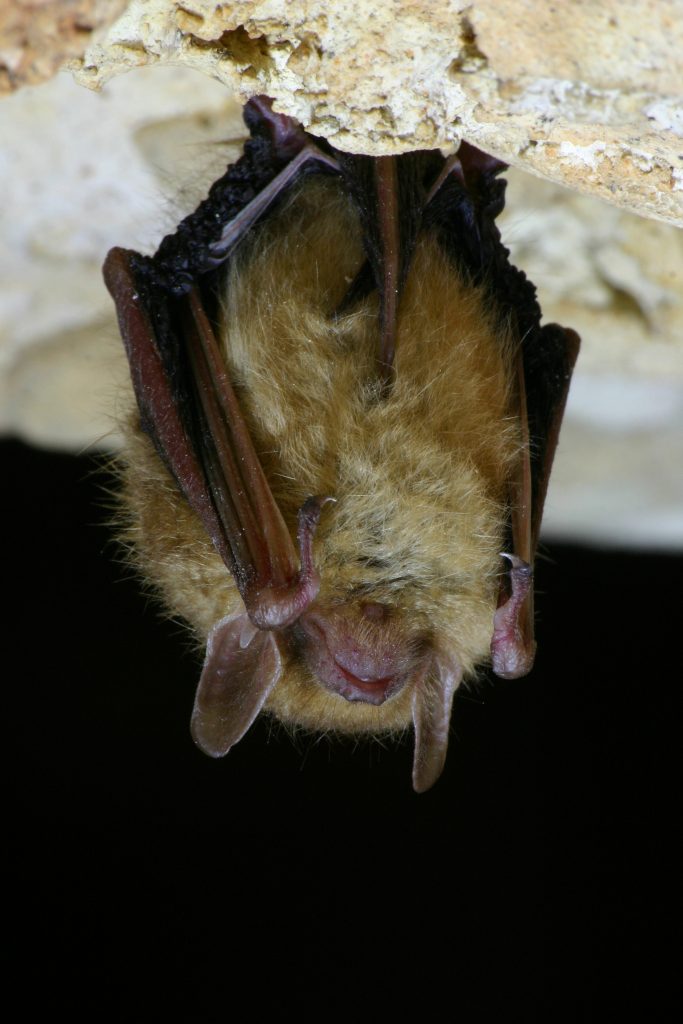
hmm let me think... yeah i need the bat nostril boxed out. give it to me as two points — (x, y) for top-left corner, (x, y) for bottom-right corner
(360, 601), (389, 621)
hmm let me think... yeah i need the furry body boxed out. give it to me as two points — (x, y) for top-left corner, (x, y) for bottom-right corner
(120, 178), (520, 738)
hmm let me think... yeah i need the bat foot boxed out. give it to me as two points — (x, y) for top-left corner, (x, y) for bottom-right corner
(244, 95), (308, 162)
(491, 554), (536, 679)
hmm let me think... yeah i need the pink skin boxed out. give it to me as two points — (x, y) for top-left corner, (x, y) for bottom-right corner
(297, 602), (427, 705)
(245, 498), (428, 706)
(490, 554), (535, 679)
(246, 497), (334, 631)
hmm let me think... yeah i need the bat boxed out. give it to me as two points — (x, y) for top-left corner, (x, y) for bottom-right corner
(104, 95), (579, 792)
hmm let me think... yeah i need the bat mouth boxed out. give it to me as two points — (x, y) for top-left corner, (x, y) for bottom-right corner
(331, 660), (399, 705)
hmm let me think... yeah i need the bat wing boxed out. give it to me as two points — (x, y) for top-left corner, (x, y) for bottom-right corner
(104, 99), (343, 753)
(489, 322), (580, 678)
(103, 99), (442, 757)
(420, 140), (580, 678)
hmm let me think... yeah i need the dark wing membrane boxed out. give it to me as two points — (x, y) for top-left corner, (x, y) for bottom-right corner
(421, 140), (579, 676)
(522, 323), (581, 552)
(103, 248), (231, 569)
(104, 99), (340, 628)
(421, 140), (579, 548)
(153, 96), (317, 292)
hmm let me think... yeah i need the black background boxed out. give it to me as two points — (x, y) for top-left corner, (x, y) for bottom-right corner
(9, 438), (673, 1019)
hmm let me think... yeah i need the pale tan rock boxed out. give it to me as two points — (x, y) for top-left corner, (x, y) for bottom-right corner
(1, 63), (681, 545)
(0, 0), (127, 93)
(0, 67), (241, 449)
(500, 170), (683, 546)
(70, 0), (682, 225)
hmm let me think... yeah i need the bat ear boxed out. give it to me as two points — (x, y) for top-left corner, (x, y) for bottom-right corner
(191, 614), (282, 758)
(411, 652), (464, 793)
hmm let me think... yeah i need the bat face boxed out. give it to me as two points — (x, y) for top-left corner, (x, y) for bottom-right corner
(107, 98), (578, 790)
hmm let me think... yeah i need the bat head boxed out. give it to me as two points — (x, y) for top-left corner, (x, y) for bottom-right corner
(190, 591), (462, 793)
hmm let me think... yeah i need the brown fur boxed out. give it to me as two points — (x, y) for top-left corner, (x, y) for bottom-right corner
(118, 178), (520, 739)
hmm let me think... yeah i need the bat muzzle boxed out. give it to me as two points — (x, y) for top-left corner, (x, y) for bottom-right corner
(297, 604), (422, 706)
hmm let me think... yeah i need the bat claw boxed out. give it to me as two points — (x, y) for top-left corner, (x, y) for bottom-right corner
(298, 495), (335, 563)
(247, 573), (320, 631)
(246, 496), (333, 631)
(244, 95), (308, 160)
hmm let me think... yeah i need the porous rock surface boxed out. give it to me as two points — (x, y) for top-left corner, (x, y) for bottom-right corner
(1, 1), (682, 545)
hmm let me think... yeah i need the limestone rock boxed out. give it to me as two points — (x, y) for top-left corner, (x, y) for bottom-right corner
(0, 68), (240, 449)
(71, 0), (682, 225)
(2, 0), (682, 545)
(0, 0), (127, 92)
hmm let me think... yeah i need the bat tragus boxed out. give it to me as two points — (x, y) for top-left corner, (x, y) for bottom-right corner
(104, 96), (579, 792)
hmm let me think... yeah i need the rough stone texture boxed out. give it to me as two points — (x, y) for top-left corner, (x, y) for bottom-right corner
(0, 0), (127, 92)
(1, 0), (682, 546)
(71, 0), (682, 225)
(0, 68), (242, 450)
(498, 172), (683, 546)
